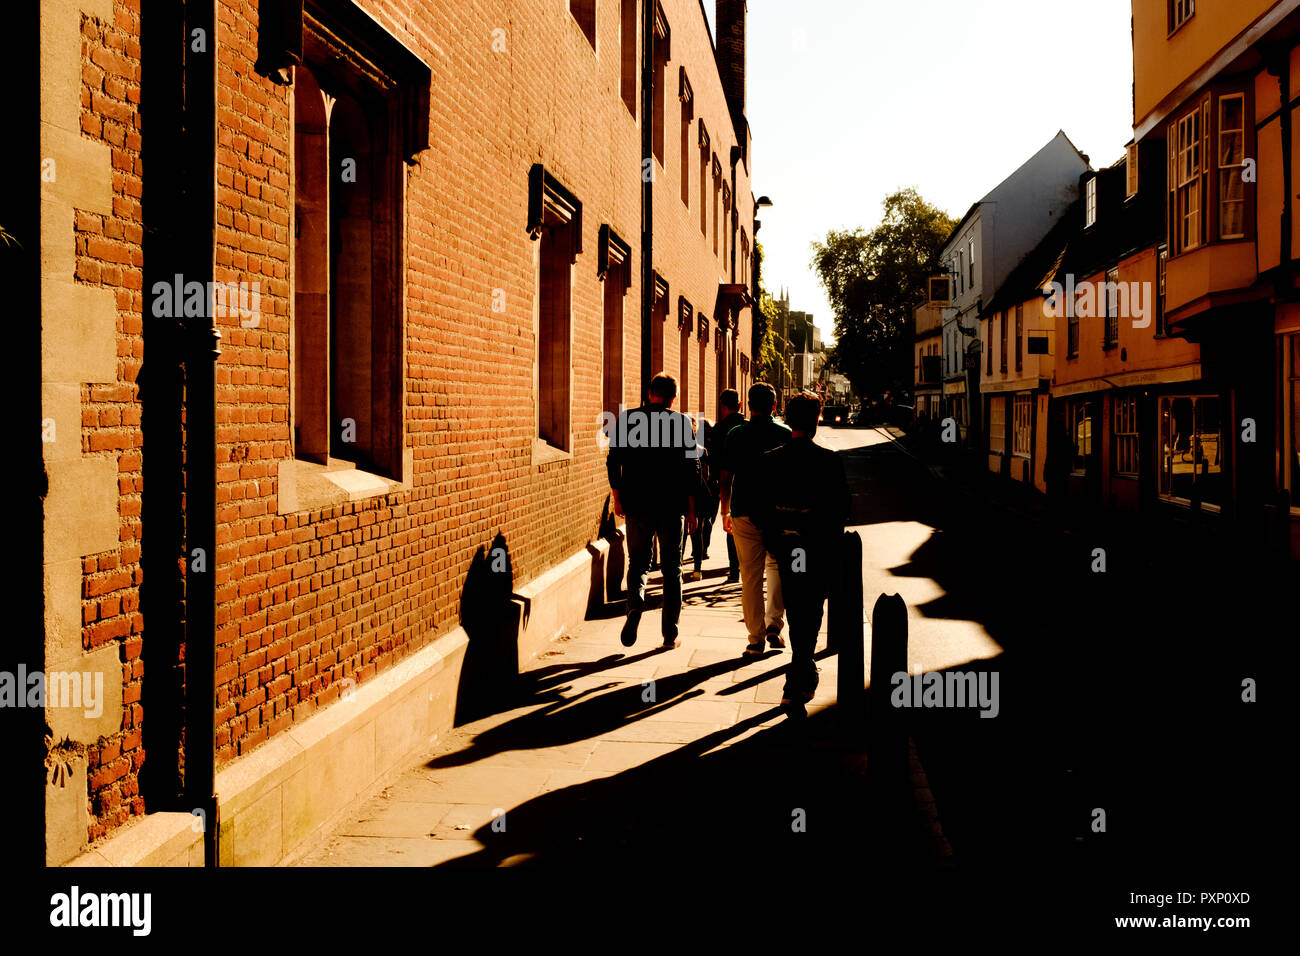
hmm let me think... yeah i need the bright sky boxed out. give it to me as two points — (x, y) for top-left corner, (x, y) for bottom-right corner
(709, 0), (1136, 346)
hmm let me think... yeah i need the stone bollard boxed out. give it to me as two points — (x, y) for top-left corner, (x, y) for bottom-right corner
(831, 531), (865, 724)
(869, 592), (909, 783)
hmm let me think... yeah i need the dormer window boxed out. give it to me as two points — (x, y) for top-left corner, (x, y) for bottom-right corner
(1085, 176), (1097, 227)
(1168, 0), (1194, 34)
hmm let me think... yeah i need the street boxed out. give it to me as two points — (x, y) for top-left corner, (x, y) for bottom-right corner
(295, 426), (1270, 893)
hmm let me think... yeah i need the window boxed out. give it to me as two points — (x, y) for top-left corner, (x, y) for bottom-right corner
(678, 299), (692, 414)
(740, 230), (749, 287)
(1104, 266), (1120, 349)
(715, 323), (726, 415)
(1218, 93), (1245, 239)
(651, 9), (668, 166)
(1067, 295), (1080, 358)
(1156, 244), (1168, 335)
(1169, 0), (1195, 33)
(620, 0), (638, 115)
(699, 122), (709, 235)
(721, 184), (731, 267)
(292, 50), (412, 480)
(697, 316), (709, 421)
(989, 395), (1006, 454)
(651, 273), (668, 376)
(680, 70), (693, 207)
(600, 227), (631, 416)
(1000, 309), (1008, 373)
(1126, 142), (1140, 199)
(529, 165), (582, 452)
(1012, 394), (1032, 457)
(1113, 392), (1139, 477)
(712, 155), (720, 255)
(968, 238), (975, 287)
(1160, 395), (1222, 507)
(1289, 335), (1300, 508)
(986, 319), (993, 375)
(957, 252), (964, 294)
(570, 0), (596, 49)
(1070, 399), (1094, 474)
(1172, 106), (1203, 253)
(1015, 303), (1023, 371)
(1084, 176), (1097, 227)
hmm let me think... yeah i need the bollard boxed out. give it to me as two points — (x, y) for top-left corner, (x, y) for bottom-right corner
(869, 592), (909, 783)
(831, 531), (865, 722)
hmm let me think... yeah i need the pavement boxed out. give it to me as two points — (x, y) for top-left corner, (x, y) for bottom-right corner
(295, 429), (951, 870)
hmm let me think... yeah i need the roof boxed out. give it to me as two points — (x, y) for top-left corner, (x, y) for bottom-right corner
(940, 130), (1092, 251)
(980, 200), (1080, 318)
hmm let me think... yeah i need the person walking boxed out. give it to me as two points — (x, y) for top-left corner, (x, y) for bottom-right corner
(607, 373), (701, 649)
(752, 392), (849, 716)
(720, 382), (790, 657)
(681, 410), (714, 582)
(708, 389), (745, 583)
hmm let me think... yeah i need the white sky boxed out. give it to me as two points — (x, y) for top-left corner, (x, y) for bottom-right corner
(712, 0), (1136, 345)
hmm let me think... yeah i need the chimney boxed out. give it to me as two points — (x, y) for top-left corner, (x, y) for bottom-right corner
(715, 0), (746, 130)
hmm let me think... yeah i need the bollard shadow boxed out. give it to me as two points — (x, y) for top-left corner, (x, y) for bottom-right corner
(455, 533), (530, 724)
(430, 656), (749, 769)
(431, 699), (944, 870)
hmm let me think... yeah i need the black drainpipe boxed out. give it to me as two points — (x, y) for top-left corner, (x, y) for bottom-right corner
(182, 0), (220, 867)
(640, 0), (655, 402)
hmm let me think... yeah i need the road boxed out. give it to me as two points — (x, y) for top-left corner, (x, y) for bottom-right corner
(821, 424), (1270, 894)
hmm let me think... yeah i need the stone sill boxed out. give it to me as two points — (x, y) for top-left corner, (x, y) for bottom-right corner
(532, 439), (571, 467)
(277, 449), (413, 515)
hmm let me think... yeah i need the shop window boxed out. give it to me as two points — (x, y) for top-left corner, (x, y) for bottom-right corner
(1159, 395), (1223, 507)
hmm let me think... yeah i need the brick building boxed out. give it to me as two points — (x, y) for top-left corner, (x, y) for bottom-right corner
(33, 0), (757, 866)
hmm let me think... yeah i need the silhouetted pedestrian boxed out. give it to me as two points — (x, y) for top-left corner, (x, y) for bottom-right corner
(720, 382), (790, 656)
(752, 392), (849, 716)
(708, 389), (745, 582)
(607, 373), (701, 649)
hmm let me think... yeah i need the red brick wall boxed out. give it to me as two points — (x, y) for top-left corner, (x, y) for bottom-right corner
(77, 0), (146, 843)
(70, 0), (754, 844)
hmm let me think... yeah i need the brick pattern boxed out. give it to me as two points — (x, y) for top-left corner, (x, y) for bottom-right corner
(69, 0), (754, 845)
(76, 0), (146, 841)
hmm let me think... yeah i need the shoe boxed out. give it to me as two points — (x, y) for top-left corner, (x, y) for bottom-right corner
(779, 700), (807, 719)
(621, 610), (641, 647)
(766, 626), (786, 649)
(742, 641), (765, 658)
(725, 572), (740, 584)
(685, 570), (703, 582)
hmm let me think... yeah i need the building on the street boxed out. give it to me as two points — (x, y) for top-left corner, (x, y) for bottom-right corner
(976, 207), (1078, 491)
(1131, 0), (1300, 555)
(35, 0), (756, 866)
(938, 131), (1092, 446)
(913, 296), (944, 423)
(1048, 146), (1204, 513)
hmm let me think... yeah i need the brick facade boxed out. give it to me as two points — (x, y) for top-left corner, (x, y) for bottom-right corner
(43, 0), (755, 855)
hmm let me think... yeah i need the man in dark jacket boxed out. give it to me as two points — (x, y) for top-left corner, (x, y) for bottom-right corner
(705, 389), (745, 582)
(607, 373), (700, 649)
(752, 392), (850, 715)
(720, 383), (791, 655)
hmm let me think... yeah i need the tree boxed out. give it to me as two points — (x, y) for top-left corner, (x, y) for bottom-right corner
(811, 188), (955, 401)
(751, 241), (788, 385)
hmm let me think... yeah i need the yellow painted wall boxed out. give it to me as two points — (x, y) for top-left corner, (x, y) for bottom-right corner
(1134, 0), (1276, 128)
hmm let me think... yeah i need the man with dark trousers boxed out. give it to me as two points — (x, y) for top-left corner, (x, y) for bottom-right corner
(706, 389), (745, 583)
(752, 392), (850, 716)
(608, 373), (700, 649)
(720, 383), (790, 656)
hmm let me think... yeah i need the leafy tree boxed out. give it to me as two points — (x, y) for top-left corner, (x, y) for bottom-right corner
(811, 188), (955, 401)
(751, 242), (787, 384)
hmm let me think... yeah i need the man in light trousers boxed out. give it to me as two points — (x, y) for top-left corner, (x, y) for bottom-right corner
(720, 382), (790, 657)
